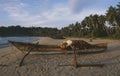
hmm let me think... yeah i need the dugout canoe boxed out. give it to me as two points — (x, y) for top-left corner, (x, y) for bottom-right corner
(8, 40), (107, 54)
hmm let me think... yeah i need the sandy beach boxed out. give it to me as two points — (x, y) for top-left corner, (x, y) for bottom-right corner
(0, 37), (120, 76)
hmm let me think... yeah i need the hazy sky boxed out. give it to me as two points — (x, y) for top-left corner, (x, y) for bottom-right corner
(0, 0), (119, 28)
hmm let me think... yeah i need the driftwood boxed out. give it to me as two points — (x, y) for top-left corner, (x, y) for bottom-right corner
(19, 42), (39, 66)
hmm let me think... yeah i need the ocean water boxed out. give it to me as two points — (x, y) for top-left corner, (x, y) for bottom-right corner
(0, 37), (40, 48)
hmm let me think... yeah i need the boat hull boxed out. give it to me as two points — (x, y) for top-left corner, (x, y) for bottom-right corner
(8, 40), (107, 54)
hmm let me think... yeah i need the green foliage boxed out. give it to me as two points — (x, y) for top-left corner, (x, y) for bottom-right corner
(0, 26), (60, 37)
(61, 2), (120, 39)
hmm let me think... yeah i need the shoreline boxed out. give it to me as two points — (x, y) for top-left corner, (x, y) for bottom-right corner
(0, 37), (40, 48)
(0, 36), (119, 46)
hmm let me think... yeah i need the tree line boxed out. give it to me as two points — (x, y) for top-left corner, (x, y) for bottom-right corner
(0, 26), (61, 38)
(61, 2), (120, 39)
(0, 2), (120, 39)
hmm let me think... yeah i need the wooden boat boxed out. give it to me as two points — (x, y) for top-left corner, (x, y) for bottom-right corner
(8, 40), (107, 67)
(8, 40), (107, 54)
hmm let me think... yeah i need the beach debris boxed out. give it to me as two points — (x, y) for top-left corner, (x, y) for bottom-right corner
(60, 40), (93, 50)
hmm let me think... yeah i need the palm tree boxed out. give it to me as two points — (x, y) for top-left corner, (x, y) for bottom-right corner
(116, 2), (120, 28)
(106, 6), (118, 36)
(106, 6), (117, 27)
(97, 15), (107, 36)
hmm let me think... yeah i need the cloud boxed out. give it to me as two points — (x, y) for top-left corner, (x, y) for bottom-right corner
(3, 1), (29, 20)
(26, 6), (106, 28)
(69, 0), (97, 13)
(1, 0), (106, 28)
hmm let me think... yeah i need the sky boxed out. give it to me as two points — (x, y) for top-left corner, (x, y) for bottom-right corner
(0, 0), (119, 28)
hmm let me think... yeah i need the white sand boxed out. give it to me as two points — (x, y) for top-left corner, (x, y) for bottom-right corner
(0, 37), (120, 76)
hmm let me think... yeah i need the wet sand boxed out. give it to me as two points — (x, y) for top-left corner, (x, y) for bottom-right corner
(0, 37), (120, 76)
